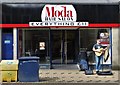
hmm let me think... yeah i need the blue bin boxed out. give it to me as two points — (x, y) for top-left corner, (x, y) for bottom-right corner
(18, 57), (39, 82)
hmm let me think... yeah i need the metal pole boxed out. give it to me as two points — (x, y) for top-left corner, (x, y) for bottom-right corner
(22, 29), (25, 56)
(79, 28), (81, 52)
(61, 30), (62, 64)
(49, 29), (52, 69)
(110, 28), (112, 70)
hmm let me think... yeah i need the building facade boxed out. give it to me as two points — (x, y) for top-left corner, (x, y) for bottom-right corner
(0, 0), (120, 69)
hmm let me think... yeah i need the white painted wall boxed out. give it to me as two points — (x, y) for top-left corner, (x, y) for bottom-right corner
(118, 29), (120, 69)
(0, 29), (1, 60)
(0, 3), (2, 60)
(112, 28), (120, 69)
(13, 28), (18, 60)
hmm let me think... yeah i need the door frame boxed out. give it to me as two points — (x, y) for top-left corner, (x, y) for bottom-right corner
(51, 29), (79, 65)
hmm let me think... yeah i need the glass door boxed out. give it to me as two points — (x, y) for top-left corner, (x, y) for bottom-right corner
(51, 30), (79, 64)
(51, 30), (63, 64)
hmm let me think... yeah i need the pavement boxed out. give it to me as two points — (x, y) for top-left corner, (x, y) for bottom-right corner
(39, 69), (119, 83)
(0, 64), (120, 85)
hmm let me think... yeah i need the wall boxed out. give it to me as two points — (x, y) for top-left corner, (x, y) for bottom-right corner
(0, 4), (2, 60)
(119, 29), (120, 70)
(112, 28), (120, 70)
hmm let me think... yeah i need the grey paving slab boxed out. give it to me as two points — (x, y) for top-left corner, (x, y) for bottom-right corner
(39, 69), (119, 83)
(0, 65), (119, 84)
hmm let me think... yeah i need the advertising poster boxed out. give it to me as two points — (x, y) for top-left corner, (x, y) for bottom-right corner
(0, 0), (120, 85)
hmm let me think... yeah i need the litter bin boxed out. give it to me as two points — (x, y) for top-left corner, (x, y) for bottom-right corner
(18, 57), (39, 82)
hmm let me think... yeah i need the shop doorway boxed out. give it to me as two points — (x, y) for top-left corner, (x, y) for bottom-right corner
(51, 30), (79, 64)
(2, 33), (13, 60)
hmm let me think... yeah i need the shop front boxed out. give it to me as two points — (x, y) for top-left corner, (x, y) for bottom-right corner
(0, 3), (119, 69)
(18, 29), (79, 66)
(16, 28), (111, 69)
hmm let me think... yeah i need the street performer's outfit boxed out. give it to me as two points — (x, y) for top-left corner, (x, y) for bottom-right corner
(93, 43), (103, 73)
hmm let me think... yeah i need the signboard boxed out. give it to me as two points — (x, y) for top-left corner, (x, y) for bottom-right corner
(39, 42), (45, 50)
(4, 40), (11, 44)
(100, 32), (111, 64)
(29, 5), (89, 27)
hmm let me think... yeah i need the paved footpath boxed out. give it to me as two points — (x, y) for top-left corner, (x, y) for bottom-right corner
(1, 69), (120, 85)
(39, 69), (119, 83)
(0, 64), (120, 85)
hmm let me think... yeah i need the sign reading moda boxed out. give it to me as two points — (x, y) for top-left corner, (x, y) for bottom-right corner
(29, 5), (89, 27)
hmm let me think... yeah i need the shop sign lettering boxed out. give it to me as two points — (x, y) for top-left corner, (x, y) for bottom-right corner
(41, 5), (77, 22)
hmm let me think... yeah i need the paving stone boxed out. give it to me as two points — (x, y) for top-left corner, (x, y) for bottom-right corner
(67, 80), (74, 82)
(45, 73), (49, 74)
(53, 77), (58, 78)
(104, 76), (106, 78)
(62, 77), (65, 78)
(95, 80), (102, 82)
(70, 77), (74, 78)
(68, 72), (72, 74)
(61, 73), (64, 74)
(105, 80), (110, 82)
(53, 73), (57, 74)
(34, 70), (119, 83)
(86, 80), (92, 82)
(58, 80), (63, 82)
(95, 76), (98, 78)
(114, 80), (119, 82)
(112, 77), (115, 78)
(60, 80), (65, 82)
(76, 72), (79, 74)
(77, 80), (83, 82)
(44, 77), (50, 79)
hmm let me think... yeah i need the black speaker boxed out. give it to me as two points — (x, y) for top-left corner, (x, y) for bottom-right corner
(97, 71), (113, 75)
